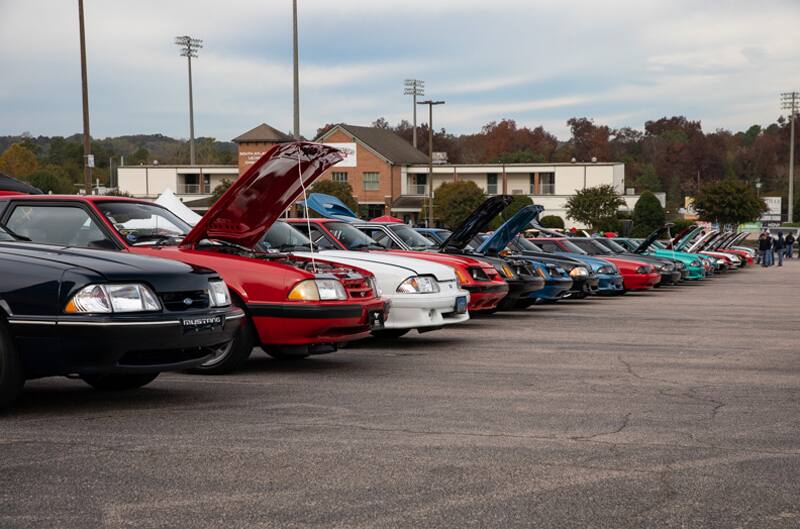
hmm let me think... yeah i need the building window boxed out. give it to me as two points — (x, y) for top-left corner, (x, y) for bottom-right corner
(539, 173), (555, 195)
(487, 174), (498, 195)
(363, 172), (380, 191)
(529, 174), (535, 195)
(332, 172), (348, 183)
(359, 204), (384, 219)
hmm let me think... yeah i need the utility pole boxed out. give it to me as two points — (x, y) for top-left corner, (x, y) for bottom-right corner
(404, 79), (424, 148)
(292, 0), (300, 138)
(77, 0), (92, 194)
(782, 92), (798, 223)
(175, 35), (202, 164)
(417, 100), (445, 226)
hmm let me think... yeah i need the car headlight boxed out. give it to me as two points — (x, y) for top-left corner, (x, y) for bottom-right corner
(675, 261), (685, 269)
(65, 283), (161, 314)
(397, 275), (440, 294)
(596, 265), (614, 275)
(288, 279), (347, 301)
(569, 266), (588, 278)
(535, 267), (547, 278)
(208, 279), (231, 307)
(469, 267), (489, 281)
(635, 266), (652, 274)
(500, 264), (514, 278)
(690, 260), (701, 267)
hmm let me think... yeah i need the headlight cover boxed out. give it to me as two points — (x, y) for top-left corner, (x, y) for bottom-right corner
(65, 283), (161, 314)
(288, 279), (347, 301)
(500, 264), (514, 278)
(569, 266), (588, 278)
(635, 265), (653, 274)
(597, 265), (614, 275)
(397, 275), (440, 294)
(208, 279), (232, 307)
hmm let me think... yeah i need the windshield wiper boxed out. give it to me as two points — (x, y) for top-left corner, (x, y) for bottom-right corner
(350, 242), (383, 250)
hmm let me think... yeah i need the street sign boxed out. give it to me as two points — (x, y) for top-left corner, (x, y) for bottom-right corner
(760, 196), (781, 222)
(86, 154), (95, 168)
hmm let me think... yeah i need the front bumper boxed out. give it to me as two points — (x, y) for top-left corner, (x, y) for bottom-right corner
(528, 278), (573, 300)
(11, 307), (244, 377)
(463, 282), (509, 311)
(383, 290), (470, 330)
(658, 270), (682, 285)
(495, 276), (546, 310)
(623, 272), (661, 290)
(248, 298), (387, 348)
(596, 273), (624, 293)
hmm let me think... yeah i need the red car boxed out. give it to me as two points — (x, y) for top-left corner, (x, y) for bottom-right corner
(528, 237), (660, 291)
(286, 218), (509, 312)
(0, 142), (386, 373)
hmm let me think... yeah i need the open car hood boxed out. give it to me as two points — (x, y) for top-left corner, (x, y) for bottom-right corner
(182, 142), (343, 248)
(303, 192), (359, 221)
(634, 223), (674, 254)
(476, 204), (544, 256)
(673, 225), (701, 250)
(439, 195), (513, 251)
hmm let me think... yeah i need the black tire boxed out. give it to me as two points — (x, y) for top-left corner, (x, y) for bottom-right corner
(81, 372), (159, 391)
(189, 316), (255, 375)
(371, 329), (410, 339)
(0, 321), (24, 409)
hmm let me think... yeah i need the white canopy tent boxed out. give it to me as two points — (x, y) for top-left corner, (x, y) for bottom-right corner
(155, 188), (203, 226)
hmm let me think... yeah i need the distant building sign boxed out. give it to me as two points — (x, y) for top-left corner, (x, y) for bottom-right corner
(325, 143), (357, 167)
(761, 196), (781, 222)
(683, 196), (698, 220)
(432, 152), (448, 164)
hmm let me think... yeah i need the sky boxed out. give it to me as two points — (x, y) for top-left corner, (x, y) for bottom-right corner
(0, 0), (798, 142)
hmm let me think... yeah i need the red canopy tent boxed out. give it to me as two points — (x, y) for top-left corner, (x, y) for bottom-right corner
(370, 215), (403, 223)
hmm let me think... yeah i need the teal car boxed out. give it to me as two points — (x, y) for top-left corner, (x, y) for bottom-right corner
(613, 226), (706, 280)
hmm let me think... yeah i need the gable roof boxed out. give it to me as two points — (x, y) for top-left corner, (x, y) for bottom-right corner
(317, 124), (429, 165)
(233, 123), (293, 144)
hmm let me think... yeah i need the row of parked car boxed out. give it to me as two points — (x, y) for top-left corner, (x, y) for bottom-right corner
(0, 142), (754, 408)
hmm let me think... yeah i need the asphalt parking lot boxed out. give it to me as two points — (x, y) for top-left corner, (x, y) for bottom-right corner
(2, 262), (799, 528)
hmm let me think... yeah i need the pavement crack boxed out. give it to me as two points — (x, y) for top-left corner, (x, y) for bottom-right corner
(570, 412), (631, 441)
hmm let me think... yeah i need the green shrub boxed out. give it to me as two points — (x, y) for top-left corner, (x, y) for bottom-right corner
(539, 215), (565, 229)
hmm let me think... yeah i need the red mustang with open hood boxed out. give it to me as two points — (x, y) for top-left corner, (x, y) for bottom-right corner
(0, 142), (386, 373)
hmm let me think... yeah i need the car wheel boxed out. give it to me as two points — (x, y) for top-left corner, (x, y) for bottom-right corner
(371, 329), (410, 339)
(81, 372), (159, 391)
(513, 300), (536, 309)
(0, 321), (24, 409)
(189, 316), (255, 375)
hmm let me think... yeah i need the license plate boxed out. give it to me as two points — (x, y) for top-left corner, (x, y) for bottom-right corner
(368, 310), (385, 330)
(182, 315), (223, 333)
(454, 296), (468, 314)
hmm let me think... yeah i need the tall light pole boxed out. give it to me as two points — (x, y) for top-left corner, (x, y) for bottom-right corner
(782, 91), (798, 223)
(417, 100), (445, 226)
(175, 35), (202, 165)
(404, 79), (424, 148)
(78, 0), (92, 194)
(292, 0), (300, 138)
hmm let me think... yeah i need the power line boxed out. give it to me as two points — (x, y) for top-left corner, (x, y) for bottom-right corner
(175, 35), (203, 165)
(781, 91), (798, 223)
(404, 79), (424, 148)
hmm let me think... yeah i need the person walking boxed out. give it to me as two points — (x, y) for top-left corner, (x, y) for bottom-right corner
(775, 232), (785, 267)
(785, 232), (795, 259)
(759, 231), (772, 267)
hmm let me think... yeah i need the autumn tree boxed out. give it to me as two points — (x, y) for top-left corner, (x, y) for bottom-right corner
(433, 181), (486, 229)
(565, 184), (626, 231)
(0, 143), (38, 179)
(567, 117), (611, 162)
(309, 179), (359, 214)
(693, 178), (767, 226)
(634, 164), (662, 192)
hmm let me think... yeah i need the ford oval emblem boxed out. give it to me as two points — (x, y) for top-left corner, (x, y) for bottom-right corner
(183, 298), (193, 306)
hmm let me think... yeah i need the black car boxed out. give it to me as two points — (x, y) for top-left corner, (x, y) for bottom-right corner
(0, 228), (244, 408)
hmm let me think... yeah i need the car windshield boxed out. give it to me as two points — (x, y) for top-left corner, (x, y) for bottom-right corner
(558, 239), (588, 255)
(571, 239), (613, 255)
(599, 238), (628, 253)
(325, 221), (383, 250)
(261, 221), (312, 251)
(390, 224), (438, 250)
(614, 238), (637, 251)
(98, 201), (191, 245)
(514, 236), (543, 252)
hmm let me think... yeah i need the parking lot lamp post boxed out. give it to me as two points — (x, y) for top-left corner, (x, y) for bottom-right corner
(78, 0), (92, 194)
(175, 35), (202, 165)
(417, 100), (444, 226)
(781, 92), (798, 223)
(404, 79), (424, 148)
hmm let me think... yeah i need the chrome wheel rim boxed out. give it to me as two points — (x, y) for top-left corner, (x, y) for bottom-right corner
(201, 341), (234, 367)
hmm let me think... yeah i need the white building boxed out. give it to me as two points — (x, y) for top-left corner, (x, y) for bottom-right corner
(116, 165), (238, 211)
(400, 162), (662, 228)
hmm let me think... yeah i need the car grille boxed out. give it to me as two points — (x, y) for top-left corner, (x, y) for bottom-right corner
(160, 290), (211, 311)
(340, 276), (374, 299)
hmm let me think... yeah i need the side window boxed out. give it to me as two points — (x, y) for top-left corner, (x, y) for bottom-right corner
(539, 241), (558, 253)
(6, 205), (114, 249)
(360, 228), (397, 249)
(306, 225), (337, 250)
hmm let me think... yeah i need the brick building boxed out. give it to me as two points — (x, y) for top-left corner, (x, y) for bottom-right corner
(234, 123), (294, 174)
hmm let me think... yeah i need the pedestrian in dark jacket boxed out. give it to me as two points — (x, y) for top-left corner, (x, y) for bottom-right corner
(775, 232), (785, 266)
(758, 231), (772, 267)
(785, 233), (795, 259)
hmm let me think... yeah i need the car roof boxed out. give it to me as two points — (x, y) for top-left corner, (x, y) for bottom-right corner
(0, 194), (153, 204)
